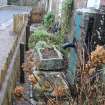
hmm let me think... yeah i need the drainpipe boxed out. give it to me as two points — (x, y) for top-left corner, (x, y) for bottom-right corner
(58, 0), (64, 21)
(47, 0), (50, 12)
(63, 42), (75, 49)
(49, 0), (52, 12)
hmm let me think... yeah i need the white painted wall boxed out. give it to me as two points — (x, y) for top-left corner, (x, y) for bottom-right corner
(48, 0), (64, 21)
(0, 0), (7, 5)
(58, 0), (64, 17)
(49, 0), (52, 12)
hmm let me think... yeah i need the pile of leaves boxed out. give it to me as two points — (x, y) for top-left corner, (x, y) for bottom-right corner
(76, 45), (105, 105)
(84, 45), (105, 76)
(14, 86), (24, 98)
(22, 49), (41, 73)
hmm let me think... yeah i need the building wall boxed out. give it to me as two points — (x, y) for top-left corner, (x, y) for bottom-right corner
(74, 0), (87, 9)
(100, 0), (105, 8)
(0, 0), (7, 5)
(48, 0), (64, 21)
(18, 0), (33, 5)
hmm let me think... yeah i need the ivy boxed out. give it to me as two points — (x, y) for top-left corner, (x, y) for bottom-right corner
(62, 0), (74, 33)
(43, 12), (55, 29)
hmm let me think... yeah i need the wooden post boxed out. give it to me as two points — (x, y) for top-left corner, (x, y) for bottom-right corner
(28, 15), (31, 25)
(20, 43), (25, 83)
(30, 10), (32, 25)
(26, 24), (30, 51)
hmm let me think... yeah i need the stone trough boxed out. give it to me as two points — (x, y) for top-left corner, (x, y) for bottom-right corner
(35, 47), (63, 70)
(32, 71), (69, 101)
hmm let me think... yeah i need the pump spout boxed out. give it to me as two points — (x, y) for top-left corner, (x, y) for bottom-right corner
(62, 43), (75, 49)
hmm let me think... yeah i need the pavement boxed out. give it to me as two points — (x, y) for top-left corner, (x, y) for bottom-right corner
(0, 23), (16, 70)
(0, 5), (32, 105)
(0, 6), (31, 70)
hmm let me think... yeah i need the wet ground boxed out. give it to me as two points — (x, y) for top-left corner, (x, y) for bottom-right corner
(0, 6), (30, 28)
(0, 24), (16, 69)
(0, 6), (31, 70)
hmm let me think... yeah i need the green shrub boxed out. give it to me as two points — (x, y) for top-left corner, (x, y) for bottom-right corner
(29, 28), (65, 49)
(62, 0), (74, 33)
(29, 29), (49, 48)
(43, 12), (55, 29)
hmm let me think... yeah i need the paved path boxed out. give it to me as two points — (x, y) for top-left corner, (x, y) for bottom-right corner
(0, 24), (16, 69)
(0, 6), (31, 70)
(0, 9), (28, 24)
